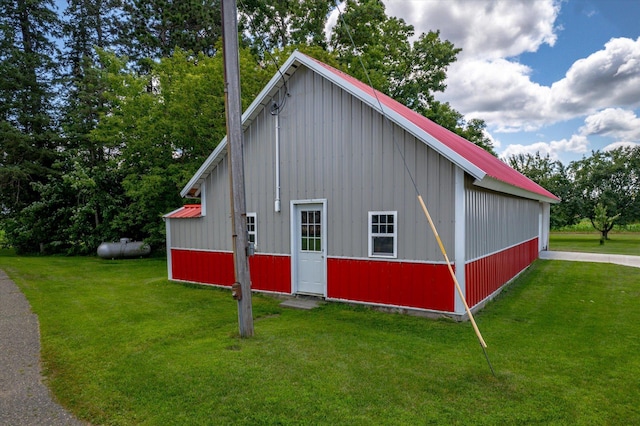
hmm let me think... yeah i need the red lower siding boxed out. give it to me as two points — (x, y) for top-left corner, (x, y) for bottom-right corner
(465, 238), (538, 307)
(249, 254), (291, 293)
(171, 249), (291, 293)
(171, 249), (455, 311)
(171, 249), (235, 285)
(327, 258), (455, 312)
(171, 242), (537, 313)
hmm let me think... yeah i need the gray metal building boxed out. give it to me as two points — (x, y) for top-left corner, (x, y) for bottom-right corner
(165, 51), (559, 316)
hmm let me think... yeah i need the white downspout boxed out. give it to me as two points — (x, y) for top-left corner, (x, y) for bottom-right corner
(274, 111), (281, 212)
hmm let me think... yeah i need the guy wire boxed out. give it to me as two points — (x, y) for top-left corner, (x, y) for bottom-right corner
(334, 0), (496, 377)
(237, 0), (289, 113)
(333, 0), (419, 197)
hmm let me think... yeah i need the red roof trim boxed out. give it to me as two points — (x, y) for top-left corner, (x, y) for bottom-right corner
(165, 204), (202, 219)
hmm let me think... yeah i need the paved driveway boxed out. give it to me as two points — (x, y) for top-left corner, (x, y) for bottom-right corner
(539, 250), (640, 268)
(0, 270), (85, 426)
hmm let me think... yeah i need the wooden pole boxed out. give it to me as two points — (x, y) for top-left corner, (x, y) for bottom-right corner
(221, 0), (253, 337)
(417, 195), (487, 348)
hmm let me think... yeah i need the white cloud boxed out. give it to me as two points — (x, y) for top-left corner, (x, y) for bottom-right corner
(332, 1), (640, 143)
(440, 36), (640, 132)
(500, 134), (589, 160)
(384, 0), (562, 131)
(550, 37), (640, 115)
(500, 106), (640, 161)
(383, 0), (559, 60)
(379, 1), (640, 133)
(486, 130), (501, 149)
(579, 108), (640, 141)
(441, 59), (552, 132)
(325, 2), (341, 41)
(603, 141), (640, 151)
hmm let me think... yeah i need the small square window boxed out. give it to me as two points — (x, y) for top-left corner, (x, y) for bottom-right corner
(368, 211), (397, 258)
(246, 213), (257, 248)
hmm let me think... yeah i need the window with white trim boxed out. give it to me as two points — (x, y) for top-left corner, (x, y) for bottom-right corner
(246, 213), (257, 248)
(368, 211), (397, 258)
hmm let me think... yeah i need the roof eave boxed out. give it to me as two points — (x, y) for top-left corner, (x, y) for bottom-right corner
(179, 53), (304, 198)
(474, 176), (561, 204)
(162, 206), (186, 219)
(179, 140), (227, 198)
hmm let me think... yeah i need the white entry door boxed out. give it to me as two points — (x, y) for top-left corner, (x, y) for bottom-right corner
(293, 202), (326, 296)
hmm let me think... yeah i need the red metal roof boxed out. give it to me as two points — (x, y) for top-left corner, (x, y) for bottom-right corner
(165, 204), (202, 219)
(308, 55), (560, 202)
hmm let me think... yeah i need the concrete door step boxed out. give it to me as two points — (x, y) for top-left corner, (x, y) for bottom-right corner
(279, 298), (321, 310)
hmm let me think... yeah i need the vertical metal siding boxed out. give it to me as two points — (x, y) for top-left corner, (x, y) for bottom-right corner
(465, 175), (539, 261)
(172, 66), (459, 279)
(462, 176), (540, 307)
(171, 249), (235, 285)
(249, 254), (291, 293)
(465, 238), (538, 306)
(168, 156), (233, 251)
(167, 64), (547, 313)
(327, 258), (454, 312)
(171, 249), (291, 293)
(239, 67), (457, 262)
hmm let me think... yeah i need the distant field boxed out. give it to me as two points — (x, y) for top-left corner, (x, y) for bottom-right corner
(549, 232), (640, 255)
(553, 219), (640, 233)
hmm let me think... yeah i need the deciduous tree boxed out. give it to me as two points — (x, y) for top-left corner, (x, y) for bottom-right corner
(238, 0), (331, 56)
(570, 146), (640, 229)
(507, 152), (581, 228)
(591, 202), (620, 241)
(91, 47), (270, 247)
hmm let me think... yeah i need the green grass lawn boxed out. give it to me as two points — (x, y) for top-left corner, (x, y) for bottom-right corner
(550, 232), (640, 255)
(1, 251), (639, 424)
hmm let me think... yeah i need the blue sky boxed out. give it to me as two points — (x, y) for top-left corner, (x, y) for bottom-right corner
(378, 0), (640, 164)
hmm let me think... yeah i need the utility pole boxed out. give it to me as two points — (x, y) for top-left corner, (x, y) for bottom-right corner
(221, 0), (254, 337)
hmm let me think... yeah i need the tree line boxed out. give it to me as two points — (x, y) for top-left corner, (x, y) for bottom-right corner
(508, 147), (640, 239)
(0, 0), (635, 255)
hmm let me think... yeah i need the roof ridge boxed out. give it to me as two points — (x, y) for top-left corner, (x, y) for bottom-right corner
(179, 51), (559, 203)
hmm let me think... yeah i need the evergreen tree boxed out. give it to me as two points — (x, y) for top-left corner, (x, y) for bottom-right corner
(121, 0), (222, 64)
(16, 0), (131, 254)
(60, 0), (125, 160)
(0, 0), (61, 219)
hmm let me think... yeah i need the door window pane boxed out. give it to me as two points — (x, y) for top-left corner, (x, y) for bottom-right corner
(301, 210), (322, 252)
